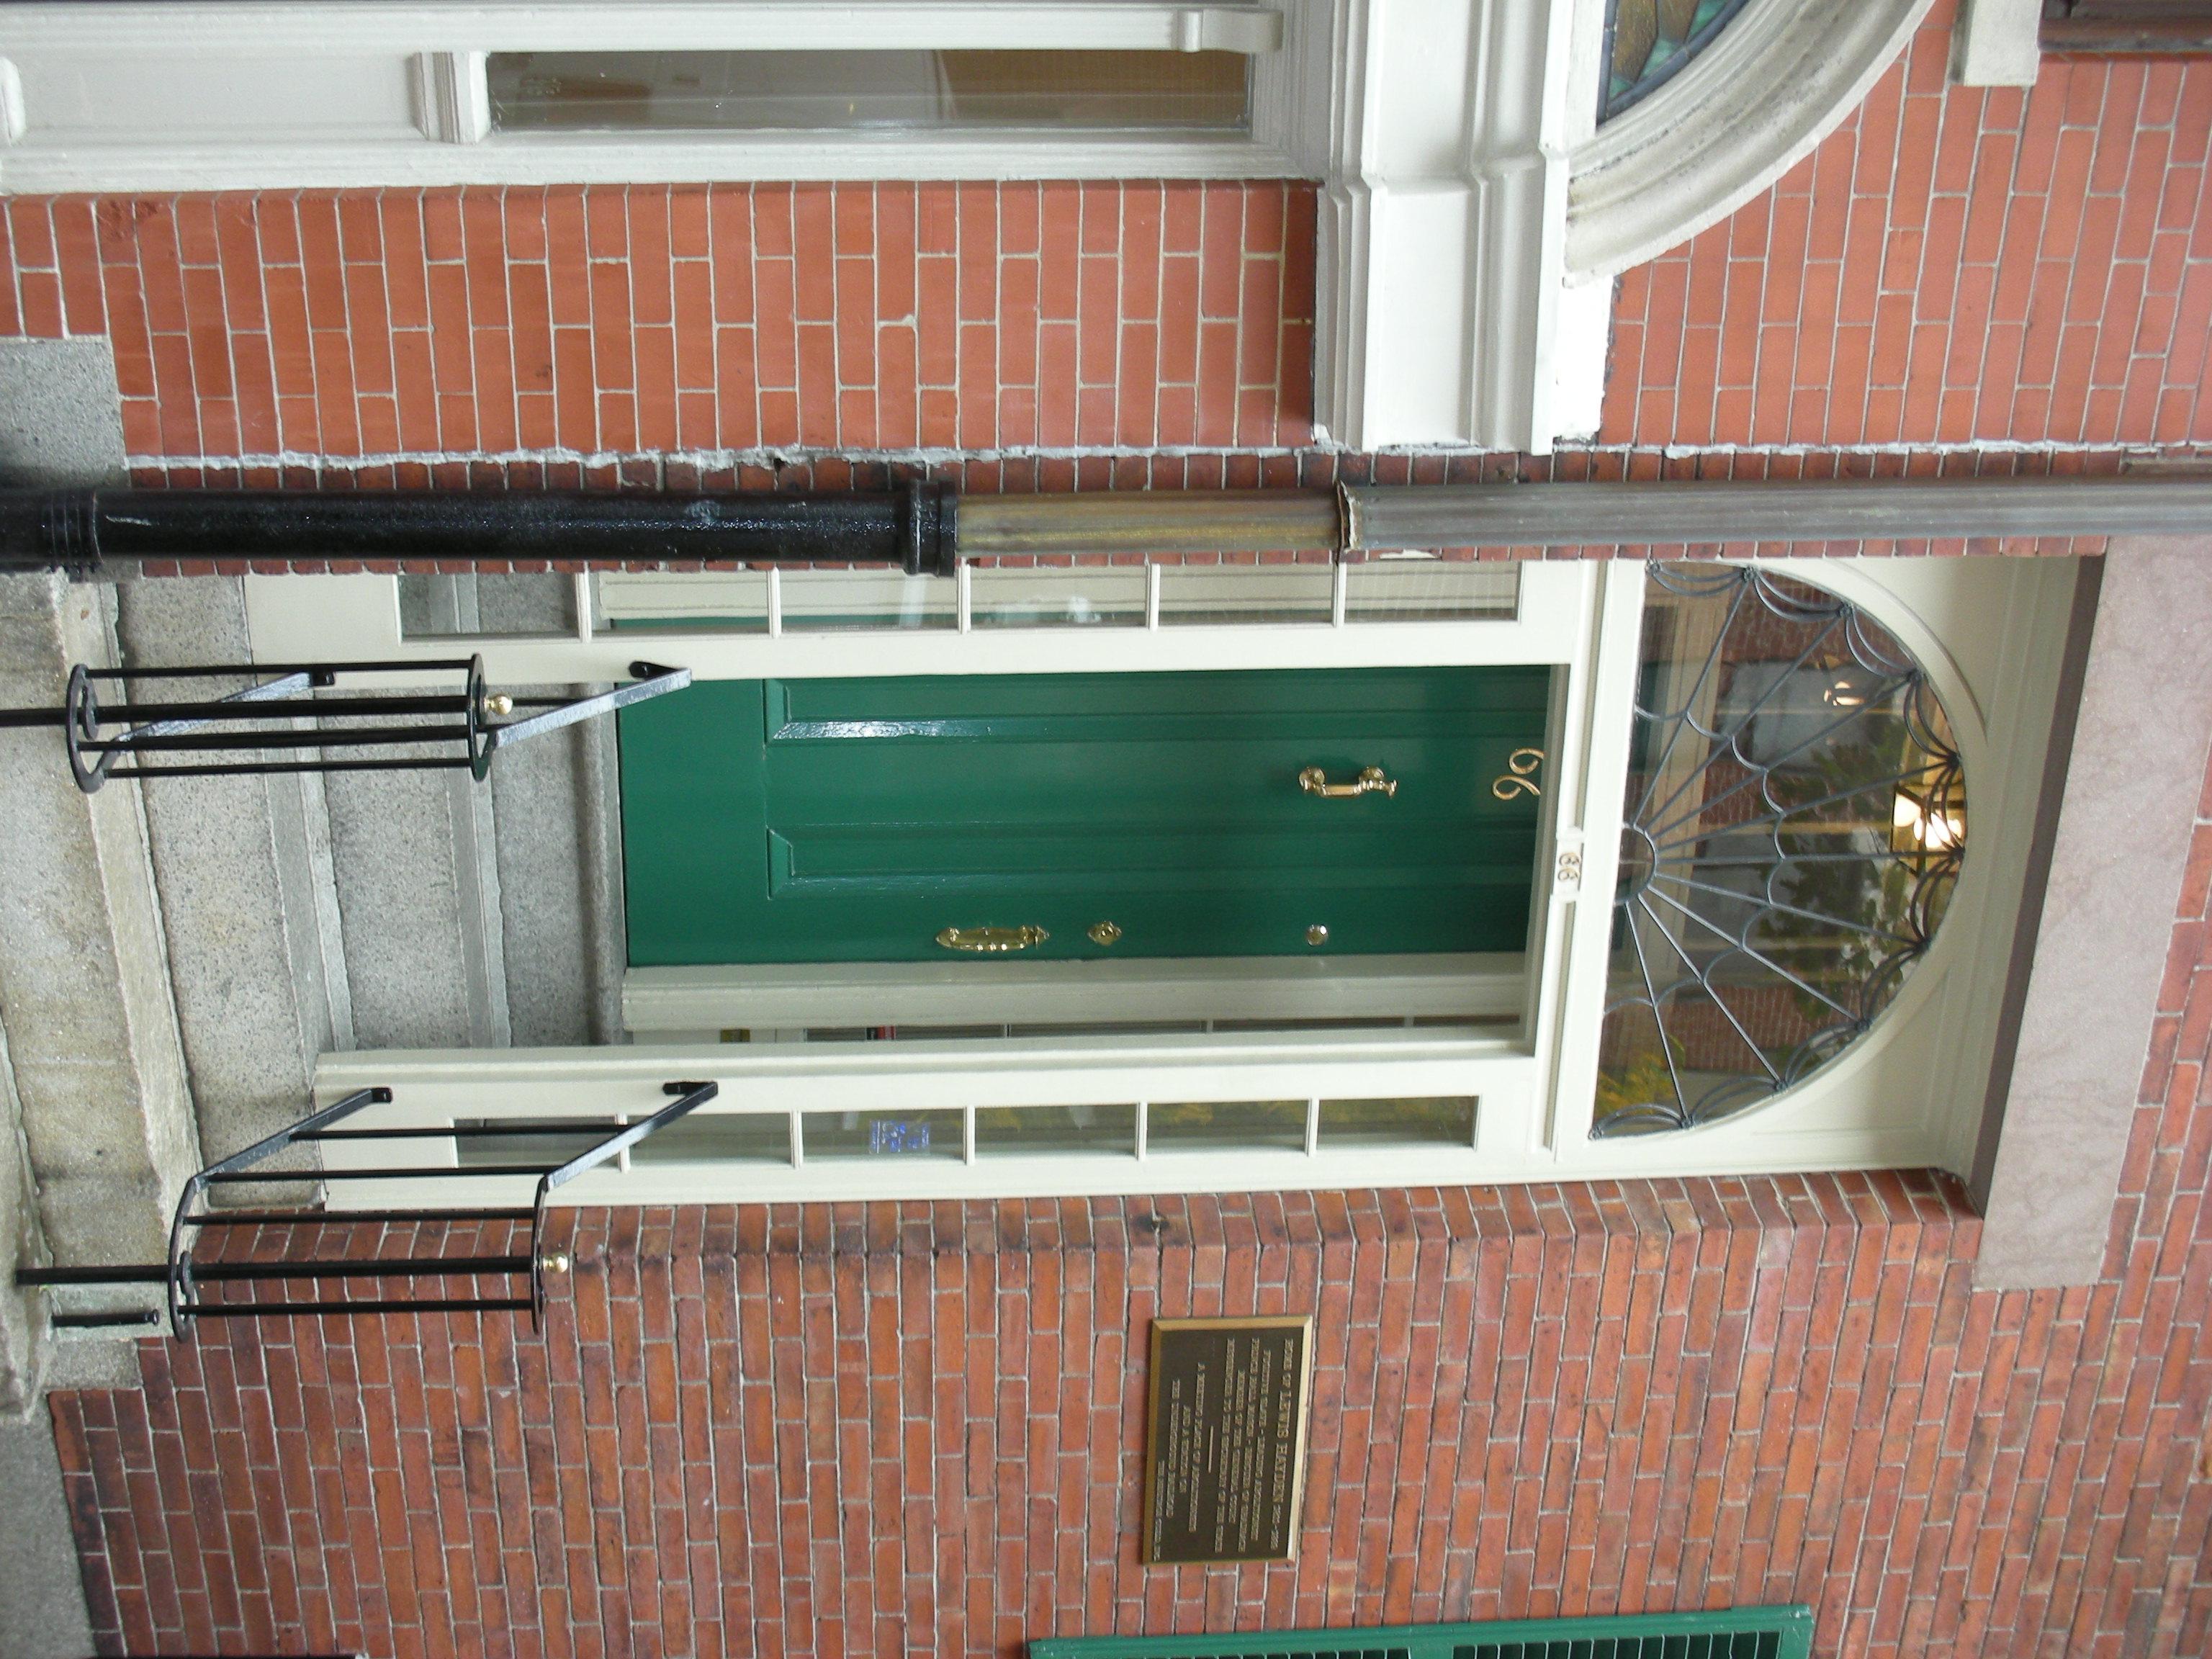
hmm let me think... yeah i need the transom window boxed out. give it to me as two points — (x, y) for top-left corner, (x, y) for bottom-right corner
(1601, 0), (1753, 122)
(1595, 567), (1966, 1136)
(487, 49), (1254, 135)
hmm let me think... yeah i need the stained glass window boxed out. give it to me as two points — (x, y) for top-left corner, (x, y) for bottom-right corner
(1593, 567), (1966, 1137)
(1601, 0), (1753, 123)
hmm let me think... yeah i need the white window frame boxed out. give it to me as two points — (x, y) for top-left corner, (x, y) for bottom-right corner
(267, 549), (2086, 1209)
(0, 1), (1321, 187)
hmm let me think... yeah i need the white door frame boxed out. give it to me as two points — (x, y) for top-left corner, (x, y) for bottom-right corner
(276, 552), (2086, 1206)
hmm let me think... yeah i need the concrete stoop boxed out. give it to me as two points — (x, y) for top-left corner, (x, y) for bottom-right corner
(0, 574), (197, 1403)
(1, 570), (626, 1414)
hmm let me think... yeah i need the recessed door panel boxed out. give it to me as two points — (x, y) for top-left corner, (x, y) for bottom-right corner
(621, 667), (1551, 964)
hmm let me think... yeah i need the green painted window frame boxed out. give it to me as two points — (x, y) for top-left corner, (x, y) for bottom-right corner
(1030, 1605), (1814, 1659)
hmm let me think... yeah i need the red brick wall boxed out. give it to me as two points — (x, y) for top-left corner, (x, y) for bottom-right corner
(0, 183), (1316, 466)
(1607, 19), (2212, 450)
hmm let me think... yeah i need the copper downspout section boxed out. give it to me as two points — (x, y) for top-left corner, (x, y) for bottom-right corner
(956, 489), (1342, 557)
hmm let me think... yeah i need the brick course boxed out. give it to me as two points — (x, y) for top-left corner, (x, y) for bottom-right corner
(1, 182), (1317, 466)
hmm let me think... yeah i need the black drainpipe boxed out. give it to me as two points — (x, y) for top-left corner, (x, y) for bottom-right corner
(4, 472), (2209, 578)
(0, 479), (960, 581)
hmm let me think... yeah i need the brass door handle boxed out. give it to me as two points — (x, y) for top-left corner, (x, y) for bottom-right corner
(936, 924), (1048, 953)
(1300, 765), (1397, 799)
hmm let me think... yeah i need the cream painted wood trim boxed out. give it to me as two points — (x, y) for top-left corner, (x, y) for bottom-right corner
(1311, 0), (1577, 451)
(1565, 0), (1936, 277)
(1, 2), (1286, 55)
(240, 562), (1594, 683)
(290, 554), (2080, 1210)
(624, 954), (1530, 1033)
(0, 1), (1310, 191)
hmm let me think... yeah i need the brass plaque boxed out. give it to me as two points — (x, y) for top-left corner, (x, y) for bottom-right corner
(1141, 1316), (1313, 1564)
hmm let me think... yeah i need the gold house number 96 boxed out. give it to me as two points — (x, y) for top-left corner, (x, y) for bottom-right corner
(1491, 747), (1545, 801)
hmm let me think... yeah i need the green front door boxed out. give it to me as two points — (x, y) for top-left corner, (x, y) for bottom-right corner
(619, 666), (1550, 966)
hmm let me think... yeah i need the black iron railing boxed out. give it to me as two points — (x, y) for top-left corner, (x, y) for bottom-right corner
(0, 655), (689, 792)
(16, 1080), (718, 1339)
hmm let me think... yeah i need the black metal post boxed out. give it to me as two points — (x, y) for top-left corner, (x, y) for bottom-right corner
(0, 480), (958, 579)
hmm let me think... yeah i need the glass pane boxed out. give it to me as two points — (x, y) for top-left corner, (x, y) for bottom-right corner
(800, 1107), (963, 1159)
(599, 570), (770, 634)
(489, 50), (1251, 135)
(399, 572), (575, 639)
(973, 1103), (1138, 1157)
(1318, 1097), (1478, 1148)
(1147, 1099), (1308, 1153)
(634, 1112), (792, 1165)
(1157, 562), (1333, 626)
(454, 1118), (604, 1168)
(781, 568), (956, 632)
(455, 1113), (793, 1166)
(1595, 566), (1966, 1137)
(968, 564), (1147, 629)
(1344, 560), (1519, 623)
(1602, 0), (1753, 123)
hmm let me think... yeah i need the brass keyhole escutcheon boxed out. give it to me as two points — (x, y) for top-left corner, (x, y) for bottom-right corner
(1305, 924), (1329, 947)
(1491, 747), (1545, 800)
(936, 924), (1049, 953)
(1088, 920), (1123, 947)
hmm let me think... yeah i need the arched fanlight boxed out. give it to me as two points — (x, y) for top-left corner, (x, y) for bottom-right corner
(1593, 565), (1966, 1137)
(1601, 0), (1756, 123)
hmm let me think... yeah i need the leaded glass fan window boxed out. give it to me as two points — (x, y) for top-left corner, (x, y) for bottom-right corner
(1593, 567), (1966, 1137)
(1601, 0), (1754, 123)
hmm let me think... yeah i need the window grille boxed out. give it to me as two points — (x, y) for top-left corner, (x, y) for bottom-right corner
(1030, 1604), (1815, 1659)
(1595, 567), (1965, 1136)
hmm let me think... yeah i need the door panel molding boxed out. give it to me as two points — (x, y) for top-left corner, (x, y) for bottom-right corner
(625, 951), (1529, 1033)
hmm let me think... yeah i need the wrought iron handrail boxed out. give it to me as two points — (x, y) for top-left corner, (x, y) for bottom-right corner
(0, 655), (690, 793)
(14, 1080), (719, 1339)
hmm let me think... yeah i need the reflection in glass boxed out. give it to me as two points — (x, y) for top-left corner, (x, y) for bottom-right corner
(969, 565), (1147, 629)
(1594, 567), (1965, 1137)
(601, 570), (770, 635)
(455, 1112), (792, 1166)
(801, 1107), (963, 1159)
(781, 570), (956, 632)
(638, 1113), (793, 1164)
(974, 1103), (1138, 1156)
(1344, 559), (1519, 623)
(490, 50), (1251, 135)
(1157, 562), (1334, 626)
(1318, 1097), (1478, 1148)
(400, 572), (576, 639)
(1147, 1100), (1308, 1152)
